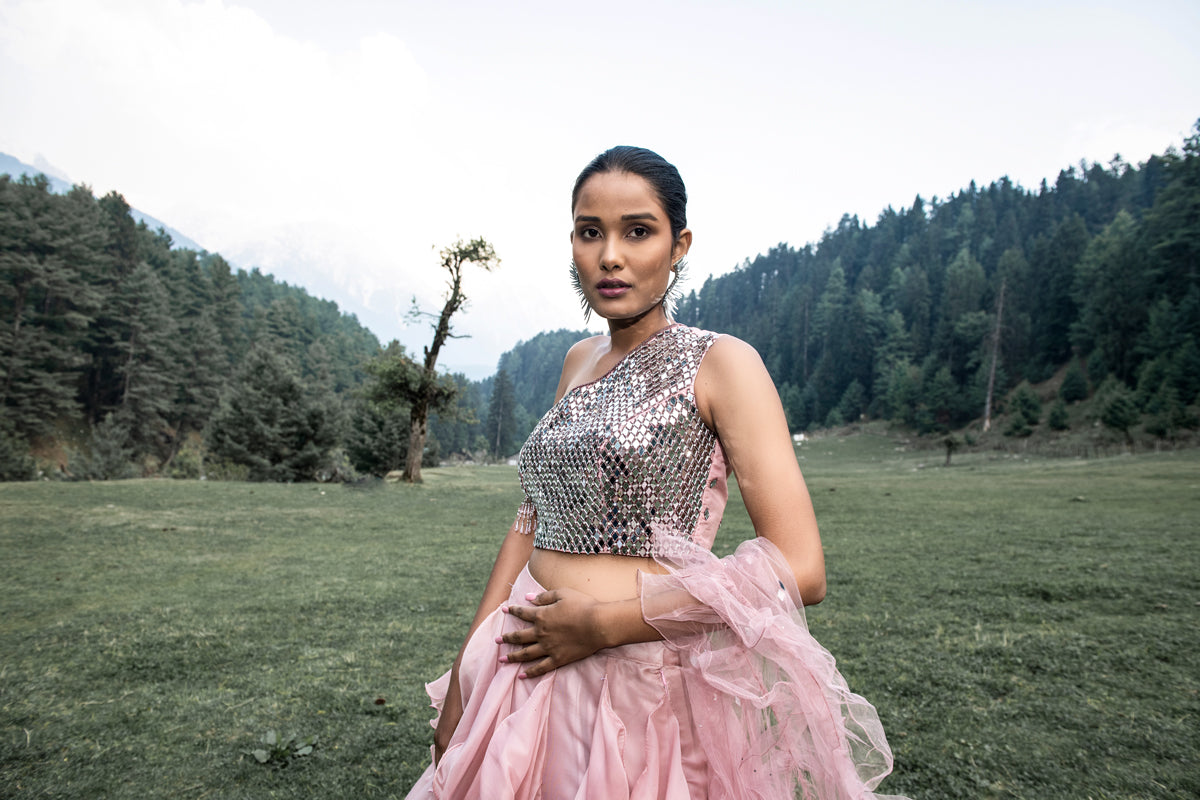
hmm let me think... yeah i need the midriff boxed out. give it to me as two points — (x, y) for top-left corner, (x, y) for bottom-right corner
(528, 548), (669, 603)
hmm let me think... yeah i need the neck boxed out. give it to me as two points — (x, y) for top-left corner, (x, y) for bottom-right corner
(606, 306), (671, 353)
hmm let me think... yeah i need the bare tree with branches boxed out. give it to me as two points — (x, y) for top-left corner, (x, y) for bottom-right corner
(401, 237), (499, 483)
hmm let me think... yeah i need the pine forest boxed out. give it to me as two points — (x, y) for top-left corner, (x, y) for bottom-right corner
(2, 120), (1199, 481)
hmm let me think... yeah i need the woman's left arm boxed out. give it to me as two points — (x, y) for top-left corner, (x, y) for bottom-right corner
(695, 335), (826, 603)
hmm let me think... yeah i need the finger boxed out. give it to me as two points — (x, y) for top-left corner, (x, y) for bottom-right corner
(518, 656), (556, 679)
(505, 603), (537, 621)
(496, 627), (535, 646)
(526, 591), (558, 606)
(500, 644), (545, 664)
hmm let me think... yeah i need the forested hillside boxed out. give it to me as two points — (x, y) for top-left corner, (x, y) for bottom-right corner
(675, 121), (1200, 437)
(0, 174), (488, 480)
(4, 121), (1198, 481)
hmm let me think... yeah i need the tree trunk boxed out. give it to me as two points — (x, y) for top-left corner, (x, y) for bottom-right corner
(403, 395), (429, 483)
(401, 275), (461, 483)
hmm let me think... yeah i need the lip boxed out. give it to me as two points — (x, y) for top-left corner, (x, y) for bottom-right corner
(596, 279), (631, 298)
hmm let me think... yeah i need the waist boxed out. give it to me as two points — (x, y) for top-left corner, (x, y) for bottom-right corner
(527, 548), (669, 603)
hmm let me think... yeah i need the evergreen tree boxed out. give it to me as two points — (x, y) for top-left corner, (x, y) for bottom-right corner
(1047, 399), (1070, 431)
(429, 373), (485, 457)
(1139, 120), (1200, 305)
(74, 412), (137, 480)
(0, 423), (35, 481)
(1168, 339), (1200, 404)
(345, 394), (409, 477)
(1071, 211), (1148, 382)
(485, 368), (519, 458)
(0, 176), (103, 438)
(882, 361), (921, 426)
(112, 262), (176, 459)
(1010, 382), (1043, 426)
(207, 344), (340, 481)
(835, 379), (866, 423)
(1100, 385), (1139, 446)
(920, 364), (957, 433)
(1060, 361), (1089, 403)
(1029, 214), (1088, 369)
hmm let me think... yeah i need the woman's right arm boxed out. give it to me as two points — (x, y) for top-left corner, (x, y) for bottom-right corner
(434, 521), (534, 763)
(434, 336), (600, 762)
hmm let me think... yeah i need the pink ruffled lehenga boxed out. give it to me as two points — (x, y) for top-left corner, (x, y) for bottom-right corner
(406, 326), (907, 799)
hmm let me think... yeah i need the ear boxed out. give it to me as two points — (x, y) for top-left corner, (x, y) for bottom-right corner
(672, 228), (692, 263)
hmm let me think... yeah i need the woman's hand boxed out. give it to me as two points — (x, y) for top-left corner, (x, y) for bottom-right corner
(498, 587), (608, 678)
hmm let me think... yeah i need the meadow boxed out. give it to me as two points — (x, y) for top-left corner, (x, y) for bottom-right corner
(1, 437), (1196, 798)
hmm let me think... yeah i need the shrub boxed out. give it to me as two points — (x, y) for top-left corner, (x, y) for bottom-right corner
(1011, 382), (1043, 426)
(0, 427), (35, 481)
(1004, 415), (1033, 437)
(1101, 386), (1139, 444)
(168, 437), (205, 479)
(1047, 399), (1070, 431)
(70, 414), (136, 480)
(1060, 361), (1088, 403)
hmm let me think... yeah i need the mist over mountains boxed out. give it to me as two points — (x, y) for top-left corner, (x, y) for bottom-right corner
(0, 153), (207, 253)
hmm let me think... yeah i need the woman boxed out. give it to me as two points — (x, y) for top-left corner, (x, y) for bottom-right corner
(407, 146), (905, 799)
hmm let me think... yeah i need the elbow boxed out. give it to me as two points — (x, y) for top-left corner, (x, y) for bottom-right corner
(796, 567), (826, 606)
(801, 576), (826, 606)
(778, 543), (826, 606)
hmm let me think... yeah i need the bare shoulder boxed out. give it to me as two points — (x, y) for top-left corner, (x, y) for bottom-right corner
(695, 335), (777, 423)
(564, 334), (608, 364)
(697, 334), (770, 389)
(555, 335), (608, 402)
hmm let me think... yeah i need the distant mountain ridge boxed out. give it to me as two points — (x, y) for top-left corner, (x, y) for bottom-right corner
(0, 152), (207, 252)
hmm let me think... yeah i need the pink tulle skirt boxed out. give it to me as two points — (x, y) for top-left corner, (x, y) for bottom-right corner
(407, 538), (907, 799)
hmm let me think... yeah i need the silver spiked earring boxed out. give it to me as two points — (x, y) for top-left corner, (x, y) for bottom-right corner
(569, 260), (592, 323)
(663, 258), (687, 319)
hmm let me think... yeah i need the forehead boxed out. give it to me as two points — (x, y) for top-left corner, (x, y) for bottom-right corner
(573, 171), (663, 216)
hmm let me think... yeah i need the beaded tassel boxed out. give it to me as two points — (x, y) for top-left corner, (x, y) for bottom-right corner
(514, 497), (537, 534)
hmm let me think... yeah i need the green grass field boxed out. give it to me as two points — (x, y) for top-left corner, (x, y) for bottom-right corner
(1, 439), (1197, 798)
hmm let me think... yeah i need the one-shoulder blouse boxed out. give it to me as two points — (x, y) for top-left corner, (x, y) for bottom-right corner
(516, 324), (729, 557)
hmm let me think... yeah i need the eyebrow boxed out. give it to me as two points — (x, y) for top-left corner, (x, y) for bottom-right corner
(574, 212), (660, 223)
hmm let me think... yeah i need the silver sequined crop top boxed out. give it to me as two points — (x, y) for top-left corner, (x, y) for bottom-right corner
(517, 324), (730, 557)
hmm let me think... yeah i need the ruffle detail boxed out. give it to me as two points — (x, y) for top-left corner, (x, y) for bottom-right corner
(640, 534), (908, 799)
(407, 568), (703, 799)
(407, 545), (908, 799)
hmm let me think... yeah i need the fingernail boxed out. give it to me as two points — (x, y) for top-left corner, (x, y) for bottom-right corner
(494, 636), (503, 644)
(525, 593), (537, 601)
(500, 605), (509, 614)
(517, 672), (526, 680)
(498, 654), (508, 663)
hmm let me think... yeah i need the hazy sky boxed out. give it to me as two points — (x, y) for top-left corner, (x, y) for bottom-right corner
(2, 0), (1198, 376)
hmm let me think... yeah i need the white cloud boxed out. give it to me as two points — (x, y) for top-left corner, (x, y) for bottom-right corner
(3, 0), (1198, 376)
(1, 0), (448, 332)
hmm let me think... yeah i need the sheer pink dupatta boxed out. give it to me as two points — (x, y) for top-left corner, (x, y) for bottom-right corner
(639, 531), (908, 799)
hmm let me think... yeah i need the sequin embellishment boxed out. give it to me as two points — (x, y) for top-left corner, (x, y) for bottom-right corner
(518, 325), (722, 557)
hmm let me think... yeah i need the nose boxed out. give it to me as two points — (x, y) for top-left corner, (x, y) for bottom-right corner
(600, 238), (622, 271)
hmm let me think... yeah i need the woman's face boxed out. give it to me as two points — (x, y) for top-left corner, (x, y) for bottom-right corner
(571, 170), (691, 326)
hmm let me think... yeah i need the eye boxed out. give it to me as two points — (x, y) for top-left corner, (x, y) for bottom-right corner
(578, 226), (601, 239)
(628, 225), (650, 239)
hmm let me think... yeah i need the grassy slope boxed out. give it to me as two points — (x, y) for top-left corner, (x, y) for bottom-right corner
(0, 443), (1196, 798)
